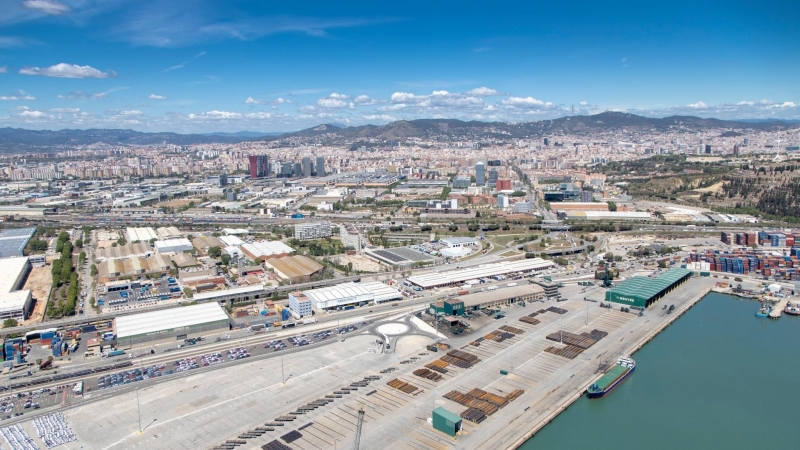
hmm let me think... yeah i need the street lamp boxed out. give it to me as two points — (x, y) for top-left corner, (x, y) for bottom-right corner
(136, 388), (142, 434)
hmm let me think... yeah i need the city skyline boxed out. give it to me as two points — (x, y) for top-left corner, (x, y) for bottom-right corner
(0, 0), (798, 132)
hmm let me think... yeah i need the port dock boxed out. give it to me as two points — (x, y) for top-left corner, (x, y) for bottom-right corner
(9, 277), (716, 450)
(769, 299), (789, 319)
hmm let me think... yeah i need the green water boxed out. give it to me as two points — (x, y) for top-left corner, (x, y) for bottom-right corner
(521, 293), (799, 450)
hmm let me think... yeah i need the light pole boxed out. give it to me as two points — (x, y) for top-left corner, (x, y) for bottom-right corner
(136, 388), (142, 434)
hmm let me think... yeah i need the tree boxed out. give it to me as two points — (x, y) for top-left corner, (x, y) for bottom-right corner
(605, 252), (615, 262)
(208, 246), (222, 258)
(420, 225), (432, 232)
(75, 239), (83, 249)
(448, 225), (459, 232)
(221, 254), (231, 265)
(524, 252), (537, 259)
(90, 264), (98, 276)
(3, 318), (18, 328)
(607, 201), (618, 212)
(183, 287), (194, 298)
(255, 257), (264, 265)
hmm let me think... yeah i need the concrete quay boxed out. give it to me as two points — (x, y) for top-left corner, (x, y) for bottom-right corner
(2, 277), (716, 450)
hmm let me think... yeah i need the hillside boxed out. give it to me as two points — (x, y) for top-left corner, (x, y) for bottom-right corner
(266, 112), (798, 143)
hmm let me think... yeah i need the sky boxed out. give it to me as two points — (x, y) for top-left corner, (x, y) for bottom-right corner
(0, 0), (798, 133)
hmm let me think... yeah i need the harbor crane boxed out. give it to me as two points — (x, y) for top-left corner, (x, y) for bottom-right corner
(354, 406), (365, 450)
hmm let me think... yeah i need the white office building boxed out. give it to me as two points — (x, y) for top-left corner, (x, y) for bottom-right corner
(295, 221), (332, 240)
(288, 292), (313, 317)
(153, 238), (193, 254)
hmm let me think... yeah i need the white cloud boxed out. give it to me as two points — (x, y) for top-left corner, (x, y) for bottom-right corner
(353, 95), (376, 105)
(0, 67), (6, 73)
(502, 96), (545, 107)
(20, 63), (117, 79)
(22, 0), (69, 15)
(0, 90), (36, 101)
(316, 93), (350, 109)
(164, 62), (186, 72)
(195, 51), (207, 58)
(579, 101), (588, 107)
(473, 46), (491, 53)
(245, 112), (273, 119)
(49, 107), (80, 113)
(188, 110), (242, 119)
(390, 92), (425, 103)
(687, 101), (708, 109)
(768, 101), (796, 109)
(466, 87), (500, 96)
(273, 97), (290, 104)
(148, 94), (167, 100)
(737, 100), (755, 106)
(245, 97), (264, 104)
(58, 87), (128, 100)
(0, 36), (42, 48)
(19, 110), (48, 118)
(120, 110), (143, 116)
(362, 114), (396, 122)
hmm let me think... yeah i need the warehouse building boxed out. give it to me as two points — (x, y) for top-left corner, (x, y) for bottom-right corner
(300, 281), (401, 311)
(439, 237), (479, 248)
(95, 242), (153, 260)
(126, 227), (158, 243)
(156, 226), (183, 240)
(0, 227), (36, 258)
(605, 268), (693, 308)
(263, 255), (324, 283)
(192, 285), (268, 307)
(154, 238), (193, 254)
(563, 211), (652, 221)
(192, 236), (226, 254)
(97, 253), (173, 282)
(407, 259), (556, 289)
(219, 235), (245, 247)
(0, 257), (33, 320)
(437, 284), (546, 314)
(240, 241), (294, 261)
(113, 302), (230, 346)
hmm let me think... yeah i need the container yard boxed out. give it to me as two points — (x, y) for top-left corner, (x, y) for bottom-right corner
(0, 275), (717, 450)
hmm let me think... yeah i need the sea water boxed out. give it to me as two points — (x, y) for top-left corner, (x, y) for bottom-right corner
(521, 292), (799, 450)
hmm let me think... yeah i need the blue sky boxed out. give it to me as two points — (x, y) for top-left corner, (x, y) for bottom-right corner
(0, 0), (798, 132)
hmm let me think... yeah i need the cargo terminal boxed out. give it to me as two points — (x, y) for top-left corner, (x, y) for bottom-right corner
(430, 284), (546, 316)
(605, 268), (693, 308)
(113, 302), (230, 345)
(291, 281), (402, 313)
(406, 258), (556, 289)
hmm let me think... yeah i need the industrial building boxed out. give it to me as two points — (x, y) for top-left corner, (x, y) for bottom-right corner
(0, 257), (33, 320)
(300, 281), (401, 310)
(563, 211), (652, 221)
(114, 302), (230, 345)
(288, 292), (313, 317)
(126, 227), (159, 243)
(218, 235), (245, 247)
(439, 237), (479, 248)
(432, 284), (546, 315)
(605, 268), (693, 308)
(263, 255), (324, 283)
(95, 242), (153, 260)
(97, 253), (173, 282)
(153, 238), (193, 254)
(0, 227), (35, 258)
(156, 226), (183, 240)
(193, 285), (267, 306)
(191, 236), (225, 254)
(294, 221), (332, 240)
(240, 241), (294, 261)
(407, 259), (556, 289)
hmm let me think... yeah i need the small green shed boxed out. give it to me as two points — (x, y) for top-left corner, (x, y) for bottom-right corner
(432, 407), (462, 437)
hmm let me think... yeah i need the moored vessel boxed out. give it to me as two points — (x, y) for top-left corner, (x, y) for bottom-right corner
(785, 301), (800, 316)
(586, 357), (635, 399)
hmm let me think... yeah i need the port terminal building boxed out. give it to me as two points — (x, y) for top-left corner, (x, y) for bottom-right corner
(113, 302), (230, 346)
(605, 268), (693, 308)
(407, 259), (555, 289)
(431, 284), (546, 316)
(295, 281), (401, 312)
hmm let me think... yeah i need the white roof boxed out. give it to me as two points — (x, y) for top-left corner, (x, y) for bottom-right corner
(115, 303), (229, 339)
(153, 238), (192, 250)
(193, 285), (265, 302)
(223, 228), (250, 235)
(126, 227), (158, 242)
(440, 237), (479, 246)
(407, 258), (555, 288)
(359, 281), (402, 302)
(241, 241), (294, 257)
(303, 282), (373, 302)
(0, 257), (31, 314)
(219, 235), (244, 247)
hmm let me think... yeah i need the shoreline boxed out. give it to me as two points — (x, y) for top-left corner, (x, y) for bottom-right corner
(505, 286), (713, 449)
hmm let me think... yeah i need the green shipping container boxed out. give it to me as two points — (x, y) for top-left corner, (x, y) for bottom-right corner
(432, 407), (462, 437)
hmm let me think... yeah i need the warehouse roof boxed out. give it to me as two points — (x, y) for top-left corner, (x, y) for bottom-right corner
(241, 241), (294, 258)
(0, 227), (35, 257)
(407, 259), (555, 288)
(153, 238), (192, 251)
(192, 236), (225, 250)
(156, 227), (182, 240)
(96, 242), (152, 260)
(302, 282), (373, 303)
(440, 237), (479, 246)
(264, 255), (323, 280)
(606, 268), (693, 301)
(126, 227), (158, 242)
(459, 284), (545, 308)
(219, 235), (244, 247)
(358, 281), (402, 303)
(0, 257), (31, 314)
(115, 303), (229, 339)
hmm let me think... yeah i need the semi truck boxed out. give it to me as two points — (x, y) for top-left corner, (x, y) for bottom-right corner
(103, 349), (125, 357)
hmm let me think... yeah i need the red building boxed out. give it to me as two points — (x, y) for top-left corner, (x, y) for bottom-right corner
(496, 179), (512, 190)
(248, 155), (269, 178)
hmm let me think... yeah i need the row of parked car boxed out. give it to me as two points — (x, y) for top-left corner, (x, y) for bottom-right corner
(97, 364), (170, 389)
(226, 347), (250, 361)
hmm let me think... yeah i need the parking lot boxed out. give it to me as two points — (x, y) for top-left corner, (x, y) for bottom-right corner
(0, 386), (78, 422)
(100, 277), (182, 312)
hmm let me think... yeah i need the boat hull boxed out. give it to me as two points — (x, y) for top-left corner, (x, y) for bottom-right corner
(586, 366), (634, 399)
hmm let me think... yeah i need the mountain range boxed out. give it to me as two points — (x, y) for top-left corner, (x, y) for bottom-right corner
(0, 112), (796, 152)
